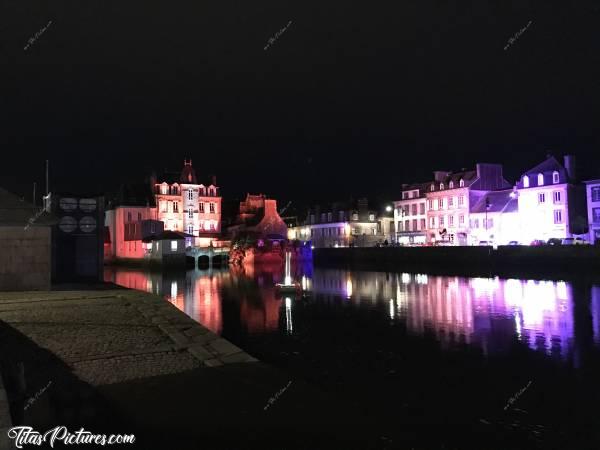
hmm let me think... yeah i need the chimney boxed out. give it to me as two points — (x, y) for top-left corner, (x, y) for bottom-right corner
(564, 155), (576, 181)
(211, 175), (217, 186)
(433, 171), (450, 182)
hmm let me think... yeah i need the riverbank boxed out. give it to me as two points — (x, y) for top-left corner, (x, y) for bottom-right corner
(0, 287), (380, 449)
(314, 246), (600, 279)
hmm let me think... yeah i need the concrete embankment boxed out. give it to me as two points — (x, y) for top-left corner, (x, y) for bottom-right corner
(314, 245), (600, 278)
(0, 287), (378, 450)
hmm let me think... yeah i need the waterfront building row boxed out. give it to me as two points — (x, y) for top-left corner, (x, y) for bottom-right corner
(394, 155), (596, 245)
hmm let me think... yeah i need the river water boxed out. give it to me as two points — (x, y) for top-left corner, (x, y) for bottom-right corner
(104, 263), (600, 449)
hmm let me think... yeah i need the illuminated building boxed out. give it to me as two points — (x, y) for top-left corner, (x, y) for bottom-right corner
(153, 159), (222, 247)
(290, 198), (383, 248)
(468, 189), (520, 245)
(583, 178), (600, 244)
(394, 183), (429, 245)
(515, 155), (586, 243)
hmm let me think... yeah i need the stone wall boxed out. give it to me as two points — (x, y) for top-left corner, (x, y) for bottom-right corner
(0, 226), (51, 291)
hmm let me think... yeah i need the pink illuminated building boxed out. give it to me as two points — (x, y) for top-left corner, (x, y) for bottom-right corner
(105, 160), (223, 263)
(153, 159), (222, 247)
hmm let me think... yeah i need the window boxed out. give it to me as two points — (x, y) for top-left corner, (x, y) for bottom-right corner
(210, 203), (216, 213)
(420, 203), (425, 214)
(170, 240), (178, 251)
(403, 192), (409, 199)
(209, 187), (216, 196)
(188, 208), (193, 218)
(188, 225), (194, 235)
(428, 199), (433, 210)
(210, 222), (216, 230)
(538, 173), (544, 186)
(199, 202), (204, 213)
(173, 202), (179, 213)
(127, 212), (132, 222)
(352, 213), (358, 221)
(327, 212), (332, 222)
(473, 218), (479, 228)
(439, 216), (445, 226)
(458, 196), (465, 206)
(592, 207), (600, 223)
(160, 184), (168, 195)
(448, 197), (454, 208)
(554, 210), (563, 224)
(553, 171), (560, 184)
(398, 221), (403, 232)
(405, 220), (410, 231)
(411, 204), (417, 215)
(592, 187), (600, 202)
(369, 214), (375, 221)
(439, 198), (444, 210)
(553, 191), (561, 203)
(433, 199), (438, 210)
(137, 212), (142, 222)
(449, 215), (454, 226)
(310, 215), (315, 224)
(459, 214), (464, 225)
(431, 184), (435, 192)
(523, 176), (529, 188)
(412, 219), (418, 230)
(429, 217), (435, 228)
(459, 179), (464, 187)
(188, 190), (193, 200)
(440, 183), (444, 190)
(339, 211), (344, 221)
(538, 193), (546, 204)
(449, 181), (454, 189)
(420, 218), (426, 230)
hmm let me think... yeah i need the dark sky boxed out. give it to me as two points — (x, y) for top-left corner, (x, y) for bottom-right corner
(1, 0), (599, 208)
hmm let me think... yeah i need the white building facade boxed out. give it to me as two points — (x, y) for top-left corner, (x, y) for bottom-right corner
(584, 179), (600, 244)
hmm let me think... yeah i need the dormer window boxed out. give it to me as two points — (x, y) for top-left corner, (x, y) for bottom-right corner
(440, 183), (444, 190)
(537, 173), (544, 186)
(430, 184), (435, 192)
(449, 181), (454, 189)
(552, 171), (560, 184)
(523, 175), (530, 188)
(160, 183), (169, 195)
(459, 179), (464, 187)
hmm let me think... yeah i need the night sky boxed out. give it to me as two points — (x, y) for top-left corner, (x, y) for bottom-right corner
(2, 0), (599, 209)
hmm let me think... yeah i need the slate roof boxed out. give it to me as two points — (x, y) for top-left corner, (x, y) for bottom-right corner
(522, 156), (564, 176)
(470, 190), (518, 214)
(0, 187), (56, 227)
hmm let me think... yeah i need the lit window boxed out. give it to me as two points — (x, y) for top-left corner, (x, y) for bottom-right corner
(352, 213), (358, 221)
(210, 203), (216, 213)
(552, 171), (560, 184)
(449, 181), (454, 189)
(538, 193), (546, 203)
(553, 210), (563, 224)
(170, 240), (178, 251)
(161, 184), (168, 195)
(538, 173), (544, 186)
(523, 176), (529, 188)
(440, 183), (444, 190)
(369, 214), (375, 221)
(553, 191), (561, 203)
(430, 184), (435, 192)
(459, 179), (464, 187)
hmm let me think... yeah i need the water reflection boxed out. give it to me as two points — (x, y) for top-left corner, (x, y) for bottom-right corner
(105, 266), (600, 362)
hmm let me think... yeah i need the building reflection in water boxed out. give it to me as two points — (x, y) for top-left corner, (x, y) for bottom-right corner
(105, 266), (600, 360)
(307, 269), (581, 358)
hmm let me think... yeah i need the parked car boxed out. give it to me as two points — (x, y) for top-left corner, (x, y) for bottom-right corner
(508, 241), (520, 246)
(478, 241), (492, 246)
(547, 238), (562, 246)
(530, 239), (546, 246)
(562, 237), (588, 245)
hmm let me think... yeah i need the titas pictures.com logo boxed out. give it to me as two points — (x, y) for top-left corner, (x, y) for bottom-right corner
(7, 426), (135, 448)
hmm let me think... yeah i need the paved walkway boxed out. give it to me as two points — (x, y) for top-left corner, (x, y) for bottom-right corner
(0, 289), (257, 387)
(0, 288), (377, 450)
